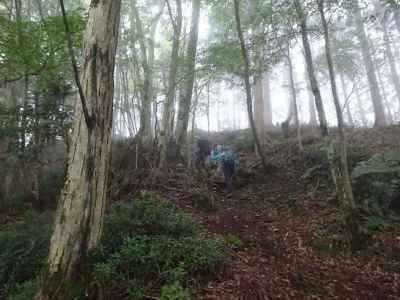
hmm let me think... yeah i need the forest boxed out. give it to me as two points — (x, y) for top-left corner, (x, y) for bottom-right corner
(0, 0), (400, 299)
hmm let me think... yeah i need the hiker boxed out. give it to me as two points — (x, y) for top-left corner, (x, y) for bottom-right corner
(210, 145), (239, 193)
(195, 138), (211, 169)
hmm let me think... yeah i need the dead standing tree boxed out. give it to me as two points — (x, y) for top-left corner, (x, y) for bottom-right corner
(36, 0), (122, 298)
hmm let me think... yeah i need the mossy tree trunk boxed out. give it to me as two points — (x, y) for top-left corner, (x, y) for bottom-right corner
(36, 0), (121, 298)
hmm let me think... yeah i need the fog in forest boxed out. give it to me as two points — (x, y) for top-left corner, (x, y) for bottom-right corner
(1, 0), (400, 299)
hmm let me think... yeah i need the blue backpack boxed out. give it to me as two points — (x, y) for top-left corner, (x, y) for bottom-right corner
(222, 148), (239, 168)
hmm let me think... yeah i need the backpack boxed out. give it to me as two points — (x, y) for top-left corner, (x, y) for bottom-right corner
(221, 148), (239, 168)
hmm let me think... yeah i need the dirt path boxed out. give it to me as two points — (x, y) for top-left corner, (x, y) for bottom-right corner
(174, 170), (400, 299)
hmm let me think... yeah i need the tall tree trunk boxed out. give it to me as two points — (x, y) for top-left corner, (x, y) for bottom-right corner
(234, 0), (267, 171)
(14, 0), (22, 20)
(294, 0), (328, 136)
(132, 1), (161, 144)
(281, 66), (294, 137)
(377, 67), (394, 124)
(175, 0), (201, 155)
(287, 47), (303, 151)
(355, 84), (368, 127)
(304, 63), (318, 126)
(339, 74), (355, 127)
(160, 0), (182, 167)
(394, 9), (400, 34)
(113, 65), (121, 137)
(254, 74), (266, 147)
(264, 72), (273, 129)
(36, 1), (121, 298)
(319, 0), (364, 251)
(352, 0), (386, 126)
(381, 17), (400, 106)
(187, 84), (199, 168)
(207, 81), (210, 133)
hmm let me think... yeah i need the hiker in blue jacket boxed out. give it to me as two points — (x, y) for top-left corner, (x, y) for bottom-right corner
(210, 145), (239, 193)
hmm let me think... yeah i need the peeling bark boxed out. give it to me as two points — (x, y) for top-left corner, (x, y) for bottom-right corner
(36, 1), (121, 298)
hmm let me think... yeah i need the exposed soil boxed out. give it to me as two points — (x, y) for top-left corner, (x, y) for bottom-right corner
(148, 126), (400, 300)
(167, 167), (400, 299)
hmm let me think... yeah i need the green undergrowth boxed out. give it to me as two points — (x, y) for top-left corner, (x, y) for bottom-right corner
(0, 211), (52, 299)
(2, 194), (227, 299)
(92, 193), (227, 299)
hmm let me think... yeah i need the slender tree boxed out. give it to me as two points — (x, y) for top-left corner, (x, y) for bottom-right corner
(132, 1), (164, 144)
(352, 0), (386, 126)
(318, 0), (364, 250)
(287, 46), (303, 151)
(376, 2), (400, 107)
(160, 0), (183, 167)
(264, 72), (273, 129)
(234, 0), (268, 171)
(294, 0), (328, 136)
(304, 63), (318, 126)
(36, 0), (121, 298)
(254, 74), (267, 145)
(175, 0), (201, 156)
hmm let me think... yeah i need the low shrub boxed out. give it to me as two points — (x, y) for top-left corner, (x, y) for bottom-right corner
(366, 216), (387, 232)
(304, 143), (371, 178)
(6, 279), (38, 300)
(352, 151), (400, 216)
(94, 236), (225, 283)
(223, 233), (243, 249)
(99, 193), (199, 257)
(0, 194), (226, 299)
(160, 281), (191, 300)
(0, 211), (51, 297)
(93, 194), (226, 298)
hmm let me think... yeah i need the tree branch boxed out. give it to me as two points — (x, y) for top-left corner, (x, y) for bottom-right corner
(59, 0), (93, 129)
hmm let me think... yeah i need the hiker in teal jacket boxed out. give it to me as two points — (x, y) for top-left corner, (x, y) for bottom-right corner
(210, 145), (239, 193)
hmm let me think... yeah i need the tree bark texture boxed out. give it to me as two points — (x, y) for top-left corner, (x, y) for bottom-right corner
(263, 72), (273, 129)
(160, 0), (182, 167)
(37, 1), (121, 298)
(175, 0), (201, 154)
(254, 75), (266, 145)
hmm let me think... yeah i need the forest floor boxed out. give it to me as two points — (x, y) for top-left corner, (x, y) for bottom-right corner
(147, 127), (400, 300)
(2, 127), (400, 299)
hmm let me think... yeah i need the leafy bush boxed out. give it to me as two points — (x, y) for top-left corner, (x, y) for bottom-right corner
(304, 143), (371, 178)
(0, 195), (226, 299)
(366, 216), (387, 232)
(6, 279), (38, 300)
(160, 281), (191, 300)
(0, 212), (51, 297)
(99, 193), (198, 257)
(94, 236), (225, 283)
(93, 195), (227, 298)
(352, 151), (400, 216)
(224, 233), (243, 249)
